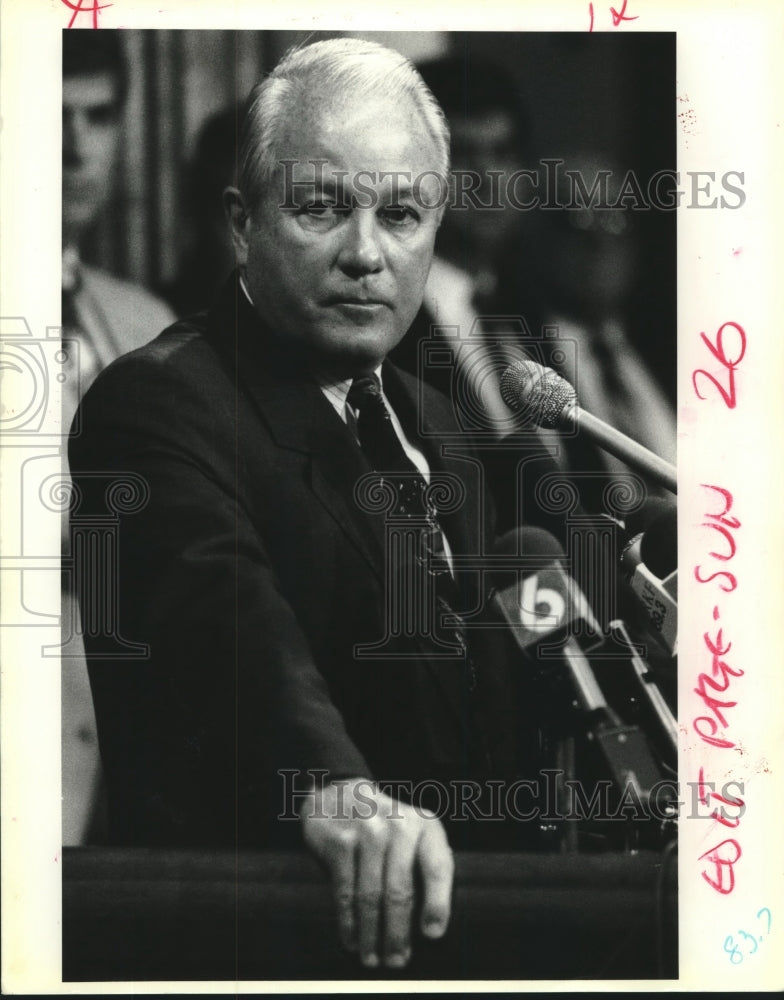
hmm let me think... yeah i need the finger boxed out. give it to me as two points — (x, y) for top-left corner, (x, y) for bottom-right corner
(417, 818), (454, 940)
(381, 829), (417, 969)
(356, 824), (386, 968)
(330, 833), (358, 953)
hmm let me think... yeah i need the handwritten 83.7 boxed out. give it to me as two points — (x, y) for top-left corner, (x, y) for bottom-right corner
(724, 908), (772, 965)
(691, 321), (748, 902)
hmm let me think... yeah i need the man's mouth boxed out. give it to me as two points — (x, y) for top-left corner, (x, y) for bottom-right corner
(324, 294), (392, 309)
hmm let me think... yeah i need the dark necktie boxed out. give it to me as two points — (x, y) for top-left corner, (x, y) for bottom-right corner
(347, 375), (473, 680)
(347, 374), (449, 558)
(349, 375), (433, 503)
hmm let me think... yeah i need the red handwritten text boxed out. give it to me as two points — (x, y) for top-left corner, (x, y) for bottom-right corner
(588, 0), (638, 31)
(692, 321), (746, 409)
(695, 767), (745, 828)
(692, 483), (744, 894)
(611, 0), (638, 26)
(693, 484), (741, 593)
(693, 486), (742, 750)
(699, 837), (742, 895)
(693, 613), (744, 749)
(62, 0), (112, 29)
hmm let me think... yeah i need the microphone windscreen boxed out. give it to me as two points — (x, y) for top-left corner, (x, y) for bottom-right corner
(499, 359), (576, 429)
(640, 507), (677, 578)
(489, 526), (565, 592)
(622, 497), (675, 541)
(493, 525), (565, 560)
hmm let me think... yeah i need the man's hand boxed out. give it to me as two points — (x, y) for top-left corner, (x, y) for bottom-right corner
(300, 777), (453, 970)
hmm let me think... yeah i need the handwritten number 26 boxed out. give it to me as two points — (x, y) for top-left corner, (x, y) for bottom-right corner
(692, 321), (746, 409)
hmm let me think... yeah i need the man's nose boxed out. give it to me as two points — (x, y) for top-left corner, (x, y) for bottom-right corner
(62, 109), (85, 166)
(336, 211), (384, 278)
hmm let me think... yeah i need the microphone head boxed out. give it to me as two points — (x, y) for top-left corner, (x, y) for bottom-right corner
(499, 359), (576, 429)
(620, 497), (675, 571)
(623, 497), (675, 541)
(489, 526), (566, 591)
(640, 506), (677, 578)
(493, 525), (566, 560)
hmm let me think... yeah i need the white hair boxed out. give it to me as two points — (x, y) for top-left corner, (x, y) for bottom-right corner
(238, 37), (451, 211)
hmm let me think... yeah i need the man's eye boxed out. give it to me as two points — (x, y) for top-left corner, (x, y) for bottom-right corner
(293, 202), (350, 232)
(300, 202), (349, 218)
(381, 206), (419, 226)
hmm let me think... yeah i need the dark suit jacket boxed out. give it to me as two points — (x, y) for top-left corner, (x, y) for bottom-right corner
(70, 275), (555, 847)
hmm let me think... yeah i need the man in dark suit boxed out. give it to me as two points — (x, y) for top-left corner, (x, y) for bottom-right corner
(70, 37), (560, 971)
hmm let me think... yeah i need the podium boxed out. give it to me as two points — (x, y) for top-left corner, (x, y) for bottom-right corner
(63, 847), (677, 981)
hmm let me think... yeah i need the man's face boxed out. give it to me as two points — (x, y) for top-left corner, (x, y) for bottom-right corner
(233, 90), (443, 378)
(62, 73), (121, 244)
(445, 110), (524, 256)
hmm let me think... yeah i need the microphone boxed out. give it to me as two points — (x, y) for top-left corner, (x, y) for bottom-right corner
(491, 526), (608, 715)
(621, 505), (678, 656)
(491, 526), (667, 801)
(640, 505), (677, 580)
(499, 358), (677, 494)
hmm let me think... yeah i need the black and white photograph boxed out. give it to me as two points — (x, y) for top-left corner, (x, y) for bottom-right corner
(1, 2), (782, 993)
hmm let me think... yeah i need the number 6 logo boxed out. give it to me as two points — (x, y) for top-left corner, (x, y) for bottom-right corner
(518, 574), (566, 630)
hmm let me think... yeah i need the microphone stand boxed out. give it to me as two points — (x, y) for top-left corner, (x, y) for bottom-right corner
(564, 406), (677, 495)
(532, 629), (678, 851)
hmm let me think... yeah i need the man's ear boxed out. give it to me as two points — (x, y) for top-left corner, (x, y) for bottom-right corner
(223, 187), (251, 265)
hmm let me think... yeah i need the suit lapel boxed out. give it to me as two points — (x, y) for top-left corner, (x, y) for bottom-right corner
(307, 411), (387, 582)
(205, 276), (386, 581)
(382, 362), (480, 727)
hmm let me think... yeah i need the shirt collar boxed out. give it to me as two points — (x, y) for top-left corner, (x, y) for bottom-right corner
(62, 245), (81, 293)
(316, 366), (384, 421)
(239, 271), (254, 307)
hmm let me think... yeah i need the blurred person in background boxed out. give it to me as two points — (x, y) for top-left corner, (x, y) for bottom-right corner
(392, 53), (675, 518)
(164, 104), (241, 317)
(62, 30), (175, 425)
(61, 29), (175, 846)
(494, 151), (677, 498)
(390, 54), (532, 419)
(389, 54), (544, 532)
